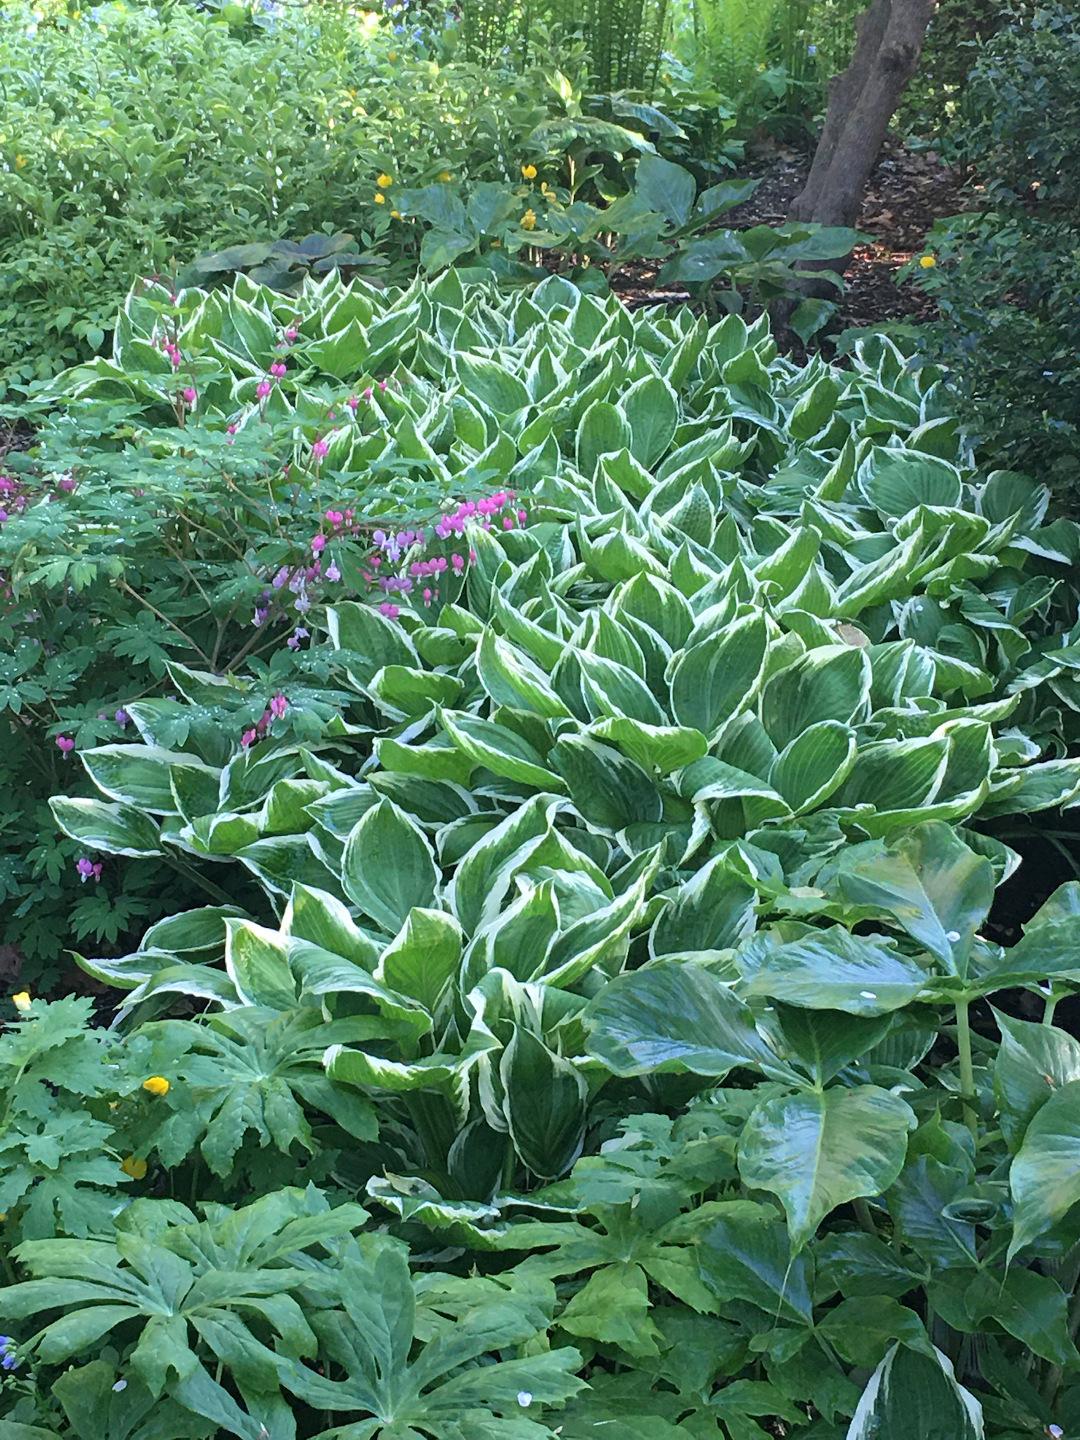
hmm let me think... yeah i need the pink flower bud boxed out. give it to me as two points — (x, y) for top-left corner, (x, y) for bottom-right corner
(256, 380), (272, 399)
(182, 387), (197, 405)
(379, 602), (400, 619)
(311, 535), (326, 554)
(269, 693), (288, 720)
(56, 735), (75, 753)
(270, 362), (286, 379)
(285, 328), (299, 342)
(311, 438), (329, 460)
(241, 728), (257, 748)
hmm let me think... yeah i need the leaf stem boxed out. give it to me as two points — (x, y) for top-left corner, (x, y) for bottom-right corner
(955, 996), (978, 1140)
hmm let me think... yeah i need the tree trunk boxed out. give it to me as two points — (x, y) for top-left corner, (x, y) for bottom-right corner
(789, 0), (939, 230)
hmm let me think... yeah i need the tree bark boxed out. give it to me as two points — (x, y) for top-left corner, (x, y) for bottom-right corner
(789, 0), (939, 231)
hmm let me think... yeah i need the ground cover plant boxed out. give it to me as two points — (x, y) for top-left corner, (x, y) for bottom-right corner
(6, 274), (1080, 1436)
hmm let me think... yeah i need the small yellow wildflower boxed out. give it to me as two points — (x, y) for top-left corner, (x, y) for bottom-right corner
(391, 209), (401, 219)
(388, 51), (398, 61)
(437, 171), (452, 183)
(377, 172), (393, 188)
(14, 155), (27, 169)
(374, 192), (386, 204)
(12, 991), (31, 1012)
(143, 1075), (170, 1096)
(521, 163), (537, 180)
(919, 255), (936, 269)
(521, 209), (537, 231)
(120, 1156), (148, 1179)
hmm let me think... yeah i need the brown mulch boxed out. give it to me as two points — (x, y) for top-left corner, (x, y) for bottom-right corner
(612, 137), (971, 337)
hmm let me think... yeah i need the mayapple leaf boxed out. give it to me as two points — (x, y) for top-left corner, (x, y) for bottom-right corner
(1009, 1078), (1080, 1257)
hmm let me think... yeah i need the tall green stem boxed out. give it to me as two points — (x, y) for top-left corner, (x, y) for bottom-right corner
(955, 996), (978, 1140)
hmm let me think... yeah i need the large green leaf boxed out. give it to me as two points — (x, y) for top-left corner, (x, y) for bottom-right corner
(760, 646), (871, 750)
(738, 1087), (914, 1250)
(847, 1344), (983, 1440)
(738, 928), (929, 1015)
(501, 1027), (587, 1180)
(1009, 1078), (1080, 1256)
(49, 797), (162, 857)
(583, 961), (782, 1078)
(836, 822), (994, 977)
(669, 614), (769, 737)
(341, 799), (440, 933)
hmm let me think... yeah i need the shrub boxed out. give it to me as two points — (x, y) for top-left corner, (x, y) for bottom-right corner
(9, 276), (1080, 1438)
(899, 6), (1080, 501)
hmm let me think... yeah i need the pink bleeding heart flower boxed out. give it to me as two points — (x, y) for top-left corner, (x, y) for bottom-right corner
(311, 438), (329, 461)
(76, 857), (95, 881)
(311, 535), (326, 554)
(379, 602), (400, 619)
(56, 735), (75, 754)
(115, 709), (130, 727)
(325, 561), (341, 582)
(241, 728), (257, 748)
(269, 693), (288, 720)
(270, 362), (287, 379)
(256, 380), (272, 399)
(182, 387), (197, 405)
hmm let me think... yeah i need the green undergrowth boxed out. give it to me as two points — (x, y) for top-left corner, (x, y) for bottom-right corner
(5, 276), (1080, 1437)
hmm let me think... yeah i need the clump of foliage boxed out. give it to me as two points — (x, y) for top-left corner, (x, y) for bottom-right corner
(5, 276), (1080, 1437)
(901, 4), (1080, 499)
(0, 0), (634, 387)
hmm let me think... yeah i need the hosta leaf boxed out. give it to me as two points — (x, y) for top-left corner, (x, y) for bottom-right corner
(439, 708), (566, 792)
(669, 614), (769, 737)
(738, 928), (930, 1015)
(768, 719), (857, 812)
(341, 799), (440, 934)
(501, 1027), (587, 1180)
(847, 1344), (984, 1440)
(1009, 1078), (1080, 1257)
(50, 797), (162, 857)
(760, 645), (871, 751)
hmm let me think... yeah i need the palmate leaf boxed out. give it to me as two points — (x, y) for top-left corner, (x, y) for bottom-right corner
(278, 1242), (584, 1439)
(144, 1007), (379, 1176)
(6, 1188), (368, 1440)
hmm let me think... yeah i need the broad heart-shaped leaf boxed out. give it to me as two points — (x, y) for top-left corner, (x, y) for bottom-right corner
(1009, 1078), (1080, 1257)
(965, 1266), (1080, 1367)
(669, 613), (769, 738)
(577, 400), (632, 479)
(737, 928), (930, 1016)
(501, 1027), (587, 1180)
(341, 798), (439, 934)
(738, 1087), (915, 1251)
(621, 374), (679, 470)
(836, 822), (994, 977)
(847, 1344), (984, 1440)
(589, 718), (707, 775)
(993, 1011), (1080, 1151)
(583, 961), (783, 1079)
(769, 720), (857, 813)
(49, 796), (162, 857)
(81, 744), (216, 813)
(633, 152), (695, 227)
(760, 645), (871, 751)
(224, 918), (297, 1010)
(278, 1243), (585, 1433)
(858, 448), (964, 518)
(550, 734), (663, 832)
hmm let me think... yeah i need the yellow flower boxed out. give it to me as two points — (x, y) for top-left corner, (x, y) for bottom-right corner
(376, 173), (393, 188)
(120, 1156), (148, 1179)
(521, 163), (537, 180)
(391, 209), (401, 219)
(142, 1075), (170, 1096)
(14, 155), (27, 169)
(919, 254), (936, 269)
(12, 991), (31, 1012)
(388, 50), (397, 61)
(374, 192), (386, 204)
(521, 209), (537, 231)
(437, 171), (452, 183)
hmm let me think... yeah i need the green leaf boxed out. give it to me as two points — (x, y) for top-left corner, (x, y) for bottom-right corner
(739, 929), (929, 1015)
(82, 744), (215, 813)
(847, 1344), (984, 1440)
(502, 1027), (587, 1180)
(634, 153), (695, 227)
(816, 1295), (927, 1369)
(769, 720), (858, 813)
(993, 1011), (1080, 1151)
(439, 708), (566, 792)
(859, 450), (963, 518)
(621, 375), (679, 470)
(577, 400), (632, 478)
(650, 859), (757, 957)
(550, 734), (663, 831)
(836, 822), (995, 976)
(454, 352), (530, 414)
(376, 908), (462, 1015)
(670, 614), (769, 738)
(738, 1087), (914, 1250)
(224, 919), (296, 1010)
(49, 797), (163, 857)
(341, 799), (440, 933)
(590, 717), (708, 775)
(1009, 1079), (1080, 1256)
(584, 961), (781, 1078)
(965, 1267), (1080, 1366)
(760, 645), (871, 751)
